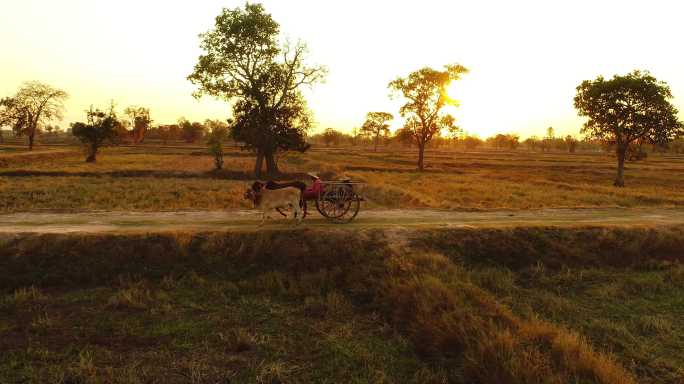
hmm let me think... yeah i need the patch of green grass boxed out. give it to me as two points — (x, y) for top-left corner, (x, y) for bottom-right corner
(4, 227), (683, 383)
(0, 274), (436, 383)
(472, 264), (684, 383)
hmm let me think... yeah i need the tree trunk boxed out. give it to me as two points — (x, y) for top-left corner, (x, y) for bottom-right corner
(28, 132), (35, 151)
(254, 149), (264, 179)
(215, 153), (224, 170)
(417, 143), (425, 171)
(85, 144), (97, 163)
(374, 133), (379, 152)
(614, 145), (626, 187)
(265, 151), (279, 177)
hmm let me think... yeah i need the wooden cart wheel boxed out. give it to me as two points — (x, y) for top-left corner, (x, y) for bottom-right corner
(316, 185), (353, 219)
(331, 193), (361, 223)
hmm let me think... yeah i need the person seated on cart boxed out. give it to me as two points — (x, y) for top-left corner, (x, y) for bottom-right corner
(303, 172), (323, 200)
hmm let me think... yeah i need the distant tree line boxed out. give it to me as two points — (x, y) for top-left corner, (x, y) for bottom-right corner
(146, 118), (229, 145)
(68, 100), (232, 162)
(306, 126), (684, 157)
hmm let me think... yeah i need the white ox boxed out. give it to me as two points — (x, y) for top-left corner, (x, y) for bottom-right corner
(244, 182), (303, 226)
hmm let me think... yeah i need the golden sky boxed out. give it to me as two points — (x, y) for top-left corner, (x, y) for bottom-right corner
(2, 0), (683, 138)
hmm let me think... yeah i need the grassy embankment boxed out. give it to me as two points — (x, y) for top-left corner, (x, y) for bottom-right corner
(2, 225), (683, 383)
(1, 145), (684, 212)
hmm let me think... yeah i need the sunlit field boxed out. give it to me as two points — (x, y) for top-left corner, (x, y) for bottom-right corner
(3, 0), (684, 382)
(1, 144), (683, 212)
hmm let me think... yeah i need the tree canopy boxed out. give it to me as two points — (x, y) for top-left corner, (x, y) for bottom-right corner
(178, 118), (206, 143)
(0, 81), (68, 150)
(389, 64), (467, 170)
(124, 106), (152, 144)
(361, 112), (393, 152)
(574, 70), (683, 186)
(188, 3), (325, 177)
(71, 104), (123, 162)
(206, 119), (230, 170)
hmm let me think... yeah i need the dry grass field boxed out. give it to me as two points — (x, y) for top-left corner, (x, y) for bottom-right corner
(3, 0), (684, 382)
(0, 144), (683, 212)
(2, 227), (684, 383)
(2, 144), (684, 383)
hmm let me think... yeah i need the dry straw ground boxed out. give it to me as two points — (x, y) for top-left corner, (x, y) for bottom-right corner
(1, 144), (683, 383)
(0, 144), (683, 212)
(3, 227), (684, 383)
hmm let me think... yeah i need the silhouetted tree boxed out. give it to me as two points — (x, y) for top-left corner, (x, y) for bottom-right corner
(321, 128), (343, 146)
(178, 118), (205, 143)
(154, 124), (180, 144)
(0, 98), (18, 144)
(389, 64), (467, 170)
(124, 106), (151, 144)
(206, 120), (230, 170)
(565, 135), (578, 153)
(188, 3), (325, 177)
(546, 127), (555, 140)
(575, 70), (683, 187)
(391, 127), (414, 147)
(230, 93), (311, 173)
(0, 82), (68, 150)
(360, 112), (393, 152)
(349, 127), (359, 146)
(488, 133), (520, 150)
(71, 104), (122, 162)
(462, 135), (483, 150)
(205, 119), (230, 134)
(523, 136), (540, 151)
(538, 127), (555, 152)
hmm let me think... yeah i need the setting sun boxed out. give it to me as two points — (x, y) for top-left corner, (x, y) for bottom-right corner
(445, 81), (461, 104)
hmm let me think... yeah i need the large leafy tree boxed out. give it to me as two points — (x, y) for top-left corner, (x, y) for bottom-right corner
(188, 3), (325, 177)
(574, 70), (683, 187)
(71, 104), (123, 163)
(230, 92), (311, 172)
(361, 112), (393, 152)
(389, 65), (467, 170)
(0, 81), (68, 150)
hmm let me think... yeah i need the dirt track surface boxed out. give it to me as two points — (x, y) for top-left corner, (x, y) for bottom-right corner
(1, 208), (684, 234)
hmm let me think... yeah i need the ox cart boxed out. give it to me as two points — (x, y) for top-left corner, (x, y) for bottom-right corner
(276, 180), (364, 223)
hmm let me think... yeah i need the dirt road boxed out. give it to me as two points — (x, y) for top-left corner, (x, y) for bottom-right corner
(1, 208), (683, 234)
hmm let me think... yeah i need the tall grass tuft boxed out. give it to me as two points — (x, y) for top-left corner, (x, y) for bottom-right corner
(9, 286), (47, 305)
(107, 281), (168, 310)
(381, 249), (635, 384)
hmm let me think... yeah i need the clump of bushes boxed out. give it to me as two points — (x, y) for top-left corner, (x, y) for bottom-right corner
(206, 122), (229, 170)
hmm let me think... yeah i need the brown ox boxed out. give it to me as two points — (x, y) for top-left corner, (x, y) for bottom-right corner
(244, 181), (303, 226)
